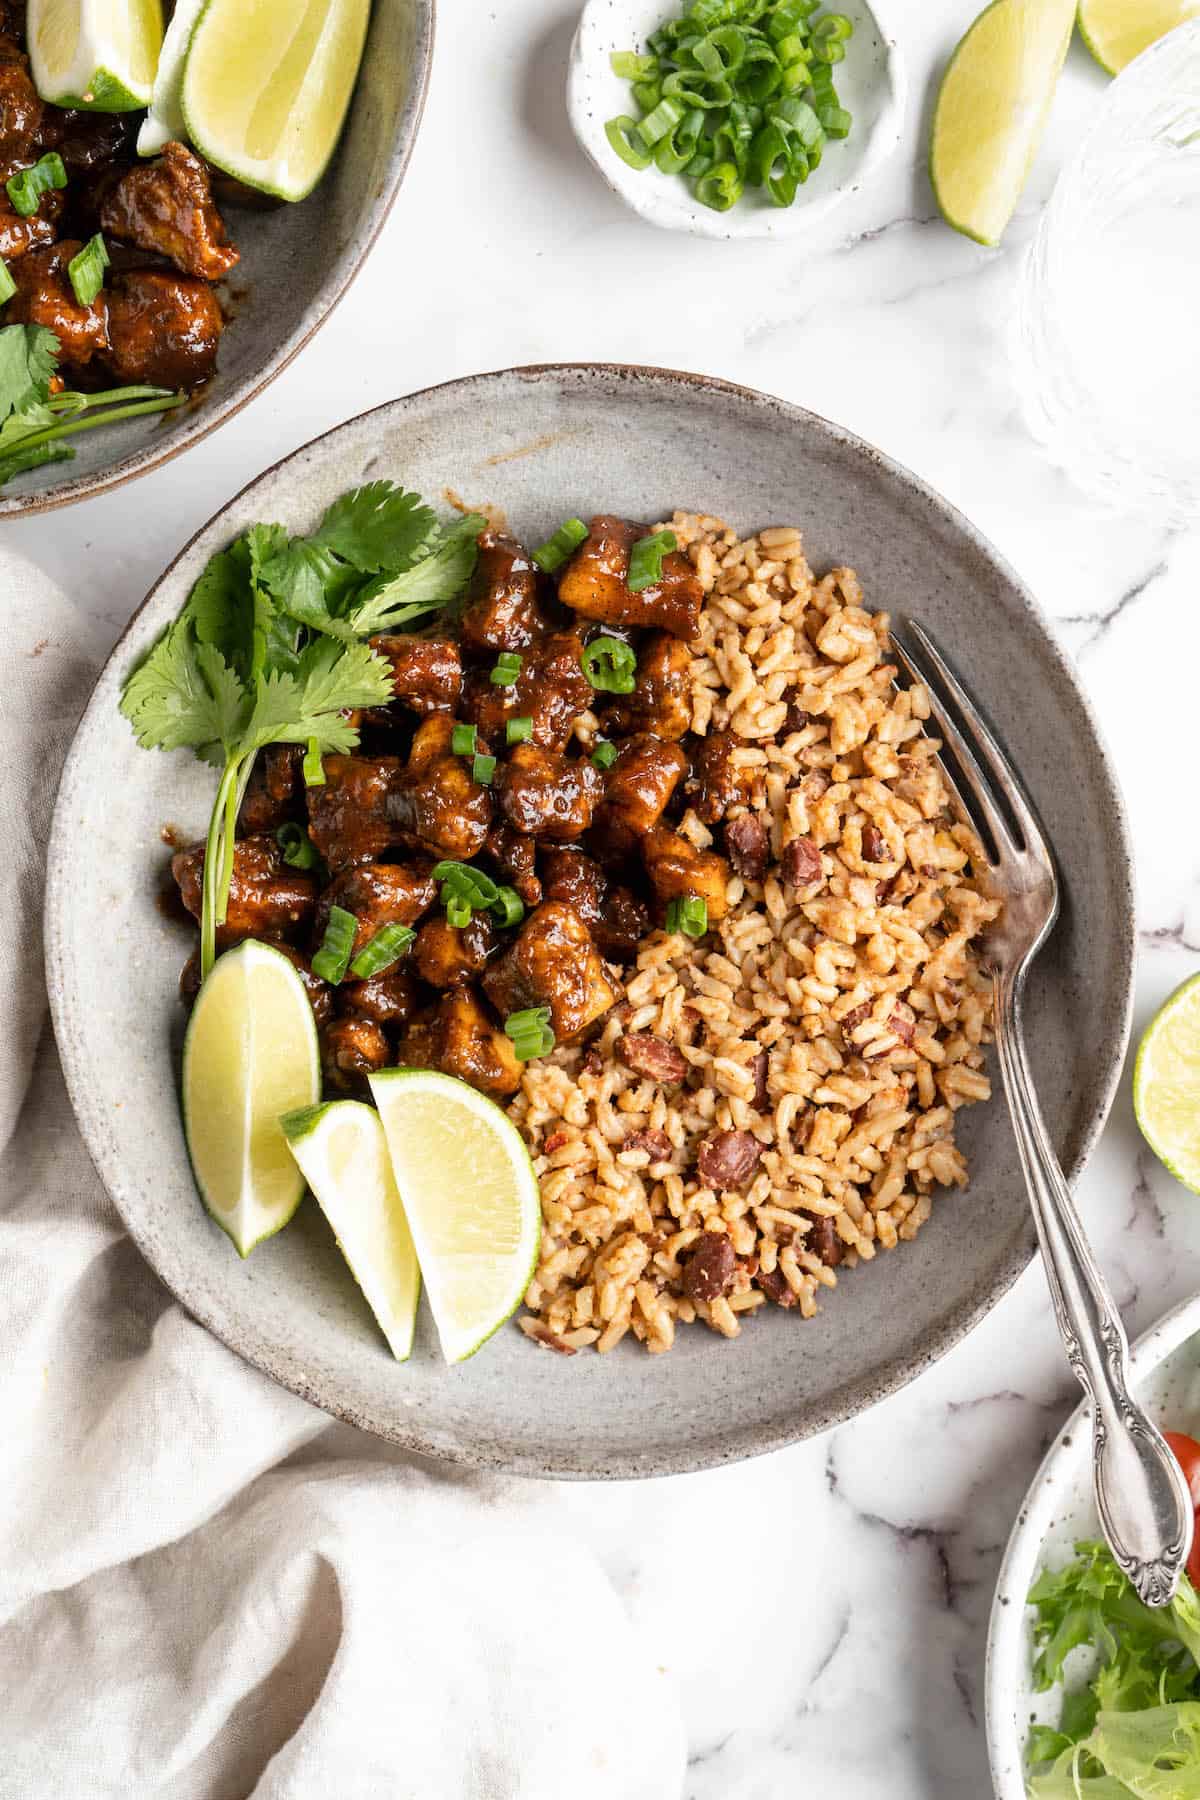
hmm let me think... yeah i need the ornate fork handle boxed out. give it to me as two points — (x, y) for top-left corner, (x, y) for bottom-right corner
(993, 971), (1192, 1606)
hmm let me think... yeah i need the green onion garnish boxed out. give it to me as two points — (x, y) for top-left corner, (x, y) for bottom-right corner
(451, 721), (477, 756)
(591, 739), (618, 770)
(472, 751), (496, 785)
(349, 921), (415, 980)
(302, 738), (325, 787)
(6, 152), (67, 218)
(433, 860), (500, 907)
(626, 529), (677, 592)
(67, 233), (109, 308)
(605, 116), (652, 170)
(603, 1), (854, 215)
(275, 823), (320, 870)
(505, 1005), (555, 1061)
(489, 651), (523, 687)
(446, 893), (472, 929)
(506, 716), (533, 746)
(665, 894), (709, 939)
(0, 259), (14, 306)
(531, 517), (588, 573)
(491, 885), (525, 928)
(582, 634), (637, 694)
(312, 905), (357, 984)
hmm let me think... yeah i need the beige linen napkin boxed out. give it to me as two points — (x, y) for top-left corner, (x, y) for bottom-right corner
(0, 548), (685, 1800)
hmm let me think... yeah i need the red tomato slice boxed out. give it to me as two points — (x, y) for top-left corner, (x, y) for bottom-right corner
(1165, 1431), (1200, 1505)
(1165, 1434), (1200, 1586)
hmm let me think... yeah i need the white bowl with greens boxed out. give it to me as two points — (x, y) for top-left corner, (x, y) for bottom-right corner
(567, 0), (905, 240)
(987, 1292), (1200, 1798)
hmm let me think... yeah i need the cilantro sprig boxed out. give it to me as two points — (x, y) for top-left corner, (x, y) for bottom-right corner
(0, 324), (184, 488)
(120, 483), (486, 977)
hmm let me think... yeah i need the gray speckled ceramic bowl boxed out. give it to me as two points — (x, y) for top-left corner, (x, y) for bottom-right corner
(0, 0), (434, 518)
(45, 365), (1135, 1478)
(987, 1295), (1200, 1797)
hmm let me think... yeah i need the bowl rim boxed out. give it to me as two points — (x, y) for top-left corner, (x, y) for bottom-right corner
(985, 1290), (1200, 1797)
(0, 0), (437, 520)
(44, 361), (1138, 1478)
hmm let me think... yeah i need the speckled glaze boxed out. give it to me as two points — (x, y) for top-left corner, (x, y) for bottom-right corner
(987, 1294), (1200, 1797)
(567, 0), (905, 241)
(44, 364), (1135, 1479)
(0, 0), (435, 517)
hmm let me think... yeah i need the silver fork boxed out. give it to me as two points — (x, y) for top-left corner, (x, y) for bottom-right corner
(892, 621), (1192, 1607)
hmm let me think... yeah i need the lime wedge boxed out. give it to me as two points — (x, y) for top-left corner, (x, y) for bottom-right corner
(930, 0), (1076, 246)
(1078, 0), (1200, 75)
(181, 0), (370, 202)
(1134, 975), (1200, 1195)
(281, 1101), (421, 1361)
(368, 1069), (541, 1364)
(137, 0), (205, 155)
(27, 0), (164, 111)
(182, 939), (320, 1257)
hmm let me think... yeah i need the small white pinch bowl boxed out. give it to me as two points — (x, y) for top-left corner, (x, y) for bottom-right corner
(567, 0), (906, 240)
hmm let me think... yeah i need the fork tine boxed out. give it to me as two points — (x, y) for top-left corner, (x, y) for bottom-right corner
(890, 634), (1019, 866)
(903, 620), (1051, 861)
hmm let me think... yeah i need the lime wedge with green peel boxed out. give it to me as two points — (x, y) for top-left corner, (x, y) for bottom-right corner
(182, 939), (320, 1257)
(281, 1101), (421, 1362)
(1134, 974), (1200, 1194)
(1077, 0), (1200, 75)
(27, 0), (164, 111)
(137, 0), (206, 156)
(930, 0), (1077, 246)
(369, 1069), (541, 1364)
(181, 0), (371, 202)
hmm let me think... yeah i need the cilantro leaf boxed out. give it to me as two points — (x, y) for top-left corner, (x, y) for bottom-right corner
(346, 513), (486, 637)
(241, 638), (393, 752)
(119, 622), (247, 760)
(0, 325), (59, 422)
(186, 541), (255, 679)
(309, 480), (438, 573)
(259, 540), (361, 640)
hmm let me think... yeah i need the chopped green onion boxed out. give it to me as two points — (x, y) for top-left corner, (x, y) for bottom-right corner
(6, 152), (66, 219)
(531, 517), (588, 573)
(489, 651), (523, 686)
(604, 1), (853, 213)
(696, 159), (744, 211)
(490, 886), (525, 928)
(506, 716), (533, 745)
(626, 529), (678, 593)
(472, 751), (496, 785)
(610, 49), (658, 80)
(0, 259), (14, 306)
(446, 894), (472, 929)
(582, 635), (638, 694)
(302, 738), (325, 786)
(349, 921), (415, 980)
(591, 738), (618, 771)
(451, 721), (477, 756)
(433, 860), (500, 907)
(638, 95), (686, 145)
(312, 905), (357, 984)
(274, 823), (320, 870)
(605, 114), (652, 170)
(67, 233), (109, 308)
(665, 894), (709, 939)
(504, 1005), (555, 1061)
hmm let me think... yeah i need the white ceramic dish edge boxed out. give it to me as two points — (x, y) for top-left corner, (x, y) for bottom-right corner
(566, 0), (906, 240)
(987, 1289), (1200, 1798)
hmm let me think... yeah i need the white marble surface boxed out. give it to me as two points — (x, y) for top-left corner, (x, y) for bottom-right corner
(13, 4), (1200, 1795)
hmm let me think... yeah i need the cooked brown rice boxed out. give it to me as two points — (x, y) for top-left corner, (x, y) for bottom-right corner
(511, 513), (1000, 1355)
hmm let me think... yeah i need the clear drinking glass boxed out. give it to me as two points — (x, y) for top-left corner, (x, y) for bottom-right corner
(1015, 21), (1200, 525)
